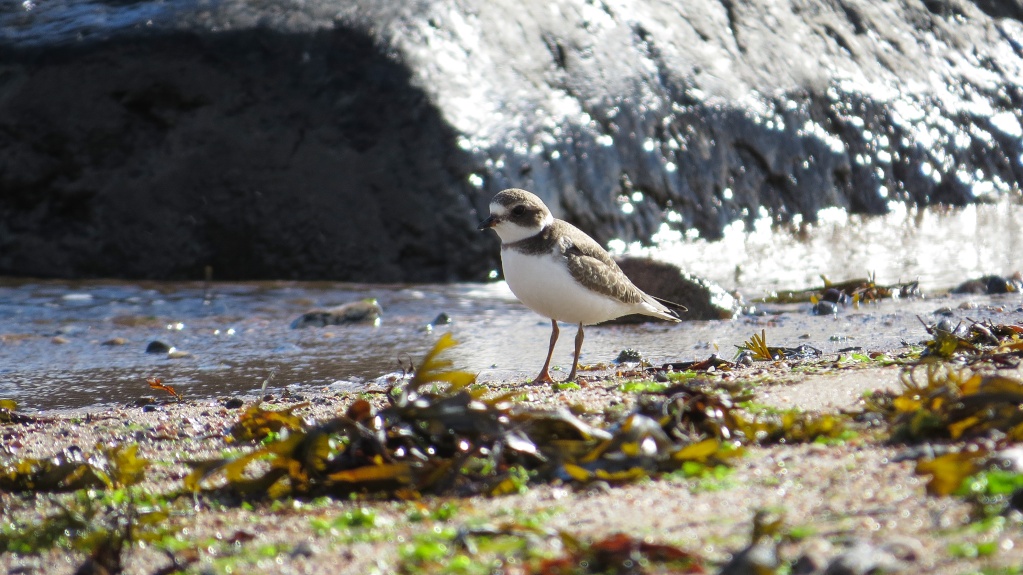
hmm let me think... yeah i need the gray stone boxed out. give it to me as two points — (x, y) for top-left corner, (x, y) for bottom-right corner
(291, 299), (383, 328)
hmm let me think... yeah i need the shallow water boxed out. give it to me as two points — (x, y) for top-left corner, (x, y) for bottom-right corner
(618, 198), (1023, 293)
(2, 201), (1023, 412)
(2, 280), (1021, 413)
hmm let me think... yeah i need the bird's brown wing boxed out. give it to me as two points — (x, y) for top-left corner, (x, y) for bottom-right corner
(555, 221), (646, 305)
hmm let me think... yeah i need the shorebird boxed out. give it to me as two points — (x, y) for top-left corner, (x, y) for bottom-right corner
(478, 188), (682, 383)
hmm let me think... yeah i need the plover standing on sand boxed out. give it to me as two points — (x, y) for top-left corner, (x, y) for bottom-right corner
(478, 188), (683, 383)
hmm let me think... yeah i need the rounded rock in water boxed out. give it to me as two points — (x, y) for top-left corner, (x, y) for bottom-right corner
(291, 299), (383, 328)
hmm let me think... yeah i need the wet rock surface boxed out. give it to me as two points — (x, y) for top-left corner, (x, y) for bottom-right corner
(291, 299), (383, 328)
(1, 0), (1021, 281)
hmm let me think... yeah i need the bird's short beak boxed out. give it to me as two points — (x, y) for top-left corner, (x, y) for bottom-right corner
(478, 215), (498, 231)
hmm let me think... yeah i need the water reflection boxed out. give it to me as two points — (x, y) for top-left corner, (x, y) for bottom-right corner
(617, 197), (1023, 294)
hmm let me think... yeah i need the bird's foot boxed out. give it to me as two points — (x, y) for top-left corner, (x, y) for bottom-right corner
(530, 371), (557, 385)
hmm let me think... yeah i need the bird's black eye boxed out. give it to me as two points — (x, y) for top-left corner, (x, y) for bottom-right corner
(512, 205), (526, 216)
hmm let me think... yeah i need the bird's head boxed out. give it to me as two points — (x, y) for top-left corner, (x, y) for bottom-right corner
(477, 188), (554, 243)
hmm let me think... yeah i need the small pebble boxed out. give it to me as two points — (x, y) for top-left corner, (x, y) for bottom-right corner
(1008, 488), (1023, 513)
(812, 300), (838, 315)
(614, 348), (643, 363)
(102, 337), (128, 346)
(50, 336), (69, 344)
(290, 541), (315, 558)
(821, 287), (848, 304)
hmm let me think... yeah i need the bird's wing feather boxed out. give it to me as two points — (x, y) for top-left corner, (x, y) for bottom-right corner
(555, 221), (647, 305)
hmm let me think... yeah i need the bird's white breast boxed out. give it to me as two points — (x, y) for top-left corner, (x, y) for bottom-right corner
(501, 247), (636, 325)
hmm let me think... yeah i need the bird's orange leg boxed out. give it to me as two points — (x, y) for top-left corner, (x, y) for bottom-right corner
(532, 319), (559, 384)
(566, 323), (584, 381)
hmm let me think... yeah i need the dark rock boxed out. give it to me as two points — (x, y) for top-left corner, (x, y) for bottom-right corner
(144, 340), (172, 354)
(613, 257), (739, 321)
(951, 279), (989, 294)
(429, 312), (452, 327)
(223, 397), (245, 409)
(821, 288), (848, 304)
(788, 344), (824, 359)
(812, 300), (839, 316)
(0, 16), (482, 282)
(289, 541), (315, 558)
(792, 552), (827, 575)
(1, 1), (1021, 281)
(132, 396), (157, 408)
(291, 299), (383, 328)
(1009, 487), (1023, 513)
(935, 318), (966, 336)
(951, 274), (1023, 294)
(614, 348), (643, 363)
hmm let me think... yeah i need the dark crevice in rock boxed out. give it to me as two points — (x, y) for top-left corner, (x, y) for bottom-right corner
(719, 0), (746, 54)
(968, 0), (1023, 21)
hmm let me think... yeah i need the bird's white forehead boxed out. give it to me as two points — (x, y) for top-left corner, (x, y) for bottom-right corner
(489, 202), (507, 216)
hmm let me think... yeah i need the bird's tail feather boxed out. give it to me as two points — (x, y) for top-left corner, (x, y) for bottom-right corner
(651, 294), (688, 313)
(641, 295), (685, 322)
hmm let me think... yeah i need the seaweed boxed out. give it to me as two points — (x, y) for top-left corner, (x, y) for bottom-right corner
(915, 450), (986, 496)
(228, 402), (309, 443)
(146, 377), (181, 402)
(920, 318), (1023, 365)
(185, 334), (750, 501)
(637, 380), (849, 446)
(659, 354), (734, 373)
(0, 398), (47, 424)
(825, 273), (921, 304)
(0, 444), (149, 493)
(759, 273), (921, 304)
(0, 448), (172, 574)
(871, 363), (1023, 443)
(864, 361), (1023, 499)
